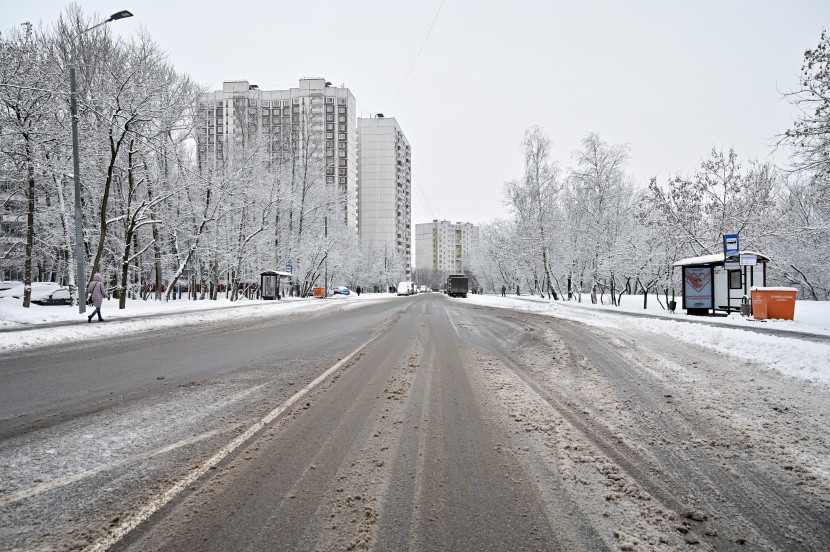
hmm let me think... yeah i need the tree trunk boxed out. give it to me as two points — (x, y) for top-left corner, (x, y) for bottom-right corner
(22, 150), (35, 308)
(91, 126), (129, 284)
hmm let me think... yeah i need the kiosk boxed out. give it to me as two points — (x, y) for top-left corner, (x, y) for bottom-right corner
(673, 252), (769, 315)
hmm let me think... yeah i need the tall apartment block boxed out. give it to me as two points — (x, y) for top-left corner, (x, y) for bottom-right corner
(357, 116), (412, 276)
(415, 220), (479, 273)
(197, 78), (358, 230)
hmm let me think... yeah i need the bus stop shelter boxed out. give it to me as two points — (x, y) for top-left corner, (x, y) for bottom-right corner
(260, 271), (293, 300)
(673, 252), (770, 315)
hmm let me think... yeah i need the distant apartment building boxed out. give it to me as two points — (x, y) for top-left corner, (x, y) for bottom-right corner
(415, 220), (479, 273)
(197, 78), (358, 230)
(357, 116), (412, 276)
(0, 179), (24, 280)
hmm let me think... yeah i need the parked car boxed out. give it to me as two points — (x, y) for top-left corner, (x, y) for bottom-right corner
(0, 282), (63, 301)
(0, 280), (23, 292)
(34, 287), (73, 306)
(332, 286), (351, 296)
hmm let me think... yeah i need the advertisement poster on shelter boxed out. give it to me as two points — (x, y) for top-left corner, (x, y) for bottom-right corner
(684, 267), (713, 309)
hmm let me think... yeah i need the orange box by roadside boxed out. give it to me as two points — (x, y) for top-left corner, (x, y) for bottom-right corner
(313, 287), (325, 298)
(751, 287), (797, 320)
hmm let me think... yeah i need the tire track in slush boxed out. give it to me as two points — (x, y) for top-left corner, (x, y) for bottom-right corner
(466, 305), (829, 551)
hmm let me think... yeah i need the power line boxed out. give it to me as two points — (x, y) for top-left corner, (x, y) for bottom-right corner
(385, 0), (446, 111)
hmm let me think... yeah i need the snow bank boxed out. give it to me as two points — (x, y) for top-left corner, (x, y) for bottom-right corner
(466, 294), (830, 384)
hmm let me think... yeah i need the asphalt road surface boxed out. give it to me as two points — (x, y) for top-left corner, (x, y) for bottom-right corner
(1, 294), (828, 551)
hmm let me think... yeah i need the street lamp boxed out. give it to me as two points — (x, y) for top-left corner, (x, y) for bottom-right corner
(70, 9), (133, 313)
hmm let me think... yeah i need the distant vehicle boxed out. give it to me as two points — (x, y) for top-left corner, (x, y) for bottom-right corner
(446, 274), (469, 298)
(396, 281), (414, 296)
(332, 286), (351, 296)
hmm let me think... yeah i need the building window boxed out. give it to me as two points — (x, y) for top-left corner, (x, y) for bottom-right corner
(292, 98), (299, 105)
(339, 159), (347, 167)
(338, 124), (346, 132)
(338, 151), (346, 158)
(338, 168), (346, 176)
(326, 114), (334, 122)
(338, 142), (346, 149)
(273, 108), (280, 115)
(326, 123), (334, 130)
(326, 132), (334, 139)
(326, 176), (335, 184)
(326, 97), (334, 104)
(338, 107), (346, 114)
(262, 103), (270, 109)
(338, 133), (346, 141)
(326, 168), (335, 175)
(338, 98), (346, 105)
(326, 105), (334, 113)
(339, 177), (346, 184)
(326, 141), (334, 149)
(338, 115), (346, 123)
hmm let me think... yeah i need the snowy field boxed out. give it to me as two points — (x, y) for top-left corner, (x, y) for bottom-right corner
(1, 290), (828, 384)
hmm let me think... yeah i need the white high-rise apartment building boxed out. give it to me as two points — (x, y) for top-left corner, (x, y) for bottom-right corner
(198, 78), (358, 230)
(357, 116), (412, 276)
(415, 220), (479, 273)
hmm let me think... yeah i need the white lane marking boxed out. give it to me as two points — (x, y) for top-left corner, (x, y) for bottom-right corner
(0, 427), (230, 506)
(85, 331), (383, 552)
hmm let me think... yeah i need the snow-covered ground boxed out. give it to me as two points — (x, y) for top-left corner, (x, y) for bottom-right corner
(1, 290), (828, 384)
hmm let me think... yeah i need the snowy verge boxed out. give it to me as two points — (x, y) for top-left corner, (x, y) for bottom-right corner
(465, 294), (830, 384)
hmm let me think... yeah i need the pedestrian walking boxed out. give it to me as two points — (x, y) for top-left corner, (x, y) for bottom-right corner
(516, 285), (520, 296)
(356, 286), (362, 296)
(86, 273), (110, 322)
(501, 285), (506, 297)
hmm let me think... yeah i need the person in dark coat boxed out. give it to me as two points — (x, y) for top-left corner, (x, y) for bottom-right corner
(501, 285), (506, 297)
(356, 286), (361, 296)
(87, 273), (110, 322)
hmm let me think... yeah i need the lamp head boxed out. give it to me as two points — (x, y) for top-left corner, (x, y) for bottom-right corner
(108, 10), (133, 21)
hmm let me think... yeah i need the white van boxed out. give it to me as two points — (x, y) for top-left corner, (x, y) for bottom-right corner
(397, 281), (413, 296)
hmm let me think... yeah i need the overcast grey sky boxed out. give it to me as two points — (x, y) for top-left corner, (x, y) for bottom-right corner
(6, 1), (829, 226)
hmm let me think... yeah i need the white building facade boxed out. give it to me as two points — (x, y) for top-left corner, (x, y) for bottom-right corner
(414, 220), (479, 273)
(198, 78), (358, 230)
(357, 116), (412, 276)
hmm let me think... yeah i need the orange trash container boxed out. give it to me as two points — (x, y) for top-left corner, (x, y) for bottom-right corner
(313, 287), (325, 298)
(751, 287), (797, 320)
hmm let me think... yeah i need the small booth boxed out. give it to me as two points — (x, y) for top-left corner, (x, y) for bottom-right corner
(673, 251), (770, 315)
(260, 270), (292, 300)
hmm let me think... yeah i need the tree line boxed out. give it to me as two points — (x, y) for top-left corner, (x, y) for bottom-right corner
(471, 30), (830, 303)
(0, 6), (408, 308)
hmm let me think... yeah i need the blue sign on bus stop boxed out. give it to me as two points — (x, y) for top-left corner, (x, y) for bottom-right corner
(285, 263), (292, 274)
(723, 234), (739, 255)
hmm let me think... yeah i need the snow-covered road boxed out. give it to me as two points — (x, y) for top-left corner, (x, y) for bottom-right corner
(0, 293), (828, 551)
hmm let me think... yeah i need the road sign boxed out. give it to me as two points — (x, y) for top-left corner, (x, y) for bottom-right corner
(739, 254), (757, 266)
(285, 263), (292, 274)
(724, 234), (739, 255)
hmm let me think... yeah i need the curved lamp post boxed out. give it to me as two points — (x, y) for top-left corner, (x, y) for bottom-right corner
(70, 9), (133, 313)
